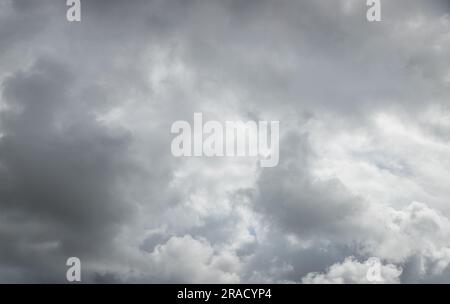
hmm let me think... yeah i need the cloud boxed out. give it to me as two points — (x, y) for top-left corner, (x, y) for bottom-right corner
(0, 56), (135, 282)
(0, 0), (450, 283)
(145, 235), (241, 283)
(302, 257), (402, 284)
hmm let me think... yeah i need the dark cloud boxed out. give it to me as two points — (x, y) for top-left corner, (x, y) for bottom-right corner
(0, 56), (137, 282)
(255, 132), (363, 236)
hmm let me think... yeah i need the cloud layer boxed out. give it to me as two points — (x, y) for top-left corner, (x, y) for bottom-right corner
(0, 0), (450, 283)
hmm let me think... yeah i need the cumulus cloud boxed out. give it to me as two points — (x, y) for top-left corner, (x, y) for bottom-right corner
(0, 0), (450, 283)
(302, 257), (402, 284)
(145, 235), (241, 283)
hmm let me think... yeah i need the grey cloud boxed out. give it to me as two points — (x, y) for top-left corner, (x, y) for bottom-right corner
(254, 131), (363, 237)
(0, 57), (136, 282)
(0, 0), (450, 283)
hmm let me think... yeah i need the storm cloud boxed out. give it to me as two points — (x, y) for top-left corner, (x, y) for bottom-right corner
(0, 0), (450, 283)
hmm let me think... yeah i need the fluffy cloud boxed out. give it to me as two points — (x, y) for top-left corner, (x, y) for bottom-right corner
(302, 257), (402, 284)
(146, 235), (241, 283)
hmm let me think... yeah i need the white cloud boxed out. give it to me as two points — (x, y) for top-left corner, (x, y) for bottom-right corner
(302, 257), (402, 284)
(146, 235), (241, 283)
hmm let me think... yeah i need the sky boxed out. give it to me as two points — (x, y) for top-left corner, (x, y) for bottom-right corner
(0, 0), (450, 283)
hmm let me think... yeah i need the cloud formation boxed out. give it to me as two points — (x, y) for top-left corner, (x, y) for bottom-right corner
(0, 0), (450, 283)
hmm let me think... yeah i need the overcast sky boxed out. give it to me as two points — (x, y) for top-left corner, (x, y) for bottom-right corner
(1, 0), (450, 283)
